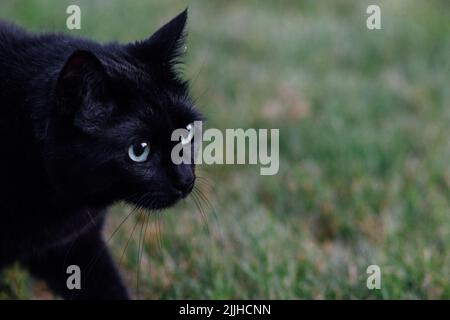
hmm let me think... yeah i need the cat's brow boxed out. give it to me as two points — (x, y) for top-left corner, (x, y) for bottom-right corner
(103, 54), (150, 84)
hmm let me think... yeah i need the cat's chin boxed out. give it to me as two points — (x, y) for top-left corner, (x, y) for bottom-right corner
(127, 191), (185, 211)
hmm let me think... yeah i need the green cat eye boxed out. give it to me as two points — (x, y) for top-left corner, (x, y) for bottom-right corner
(128, 142), (150, 162)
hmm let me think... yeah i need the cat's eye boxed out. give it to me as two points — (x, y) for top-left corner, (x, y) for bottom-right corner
(128, 142), (150, 162)
(181, 123), (195, 145)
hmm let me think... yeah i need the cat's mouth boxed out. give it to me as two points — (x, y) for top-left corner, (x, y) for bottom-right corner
(127, 188), (193, 211)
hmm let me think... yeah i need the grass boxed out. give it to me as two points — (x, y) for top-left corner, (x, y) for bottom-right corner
(1, 0), (449, 299)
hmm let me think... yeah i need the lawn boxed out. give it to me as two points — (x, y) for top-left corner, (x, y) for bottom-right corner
(0, 0), (449, 299)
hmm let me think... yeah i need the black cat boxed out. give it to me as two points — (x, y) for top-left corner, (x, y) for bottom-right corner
(0, 9), (201, 299)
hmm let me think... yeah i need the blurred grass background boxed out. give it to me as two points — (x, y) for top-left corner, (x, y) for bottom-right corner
(1, 0), (450, 299)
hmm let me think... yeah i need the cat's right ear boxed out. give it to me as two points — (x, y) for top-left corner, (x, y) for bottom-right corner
(56, 50), (109, 117)
(127, 9), (188, 73)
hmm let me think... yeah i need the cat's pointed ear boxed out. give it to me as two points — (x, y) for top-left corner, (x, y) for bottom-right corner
(56, 50), (108, 116)
(128, 8), (188, 70)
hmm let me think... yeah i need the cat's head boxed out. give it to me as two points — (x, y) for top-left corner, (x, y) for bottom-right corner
(48, 9), (201, 210)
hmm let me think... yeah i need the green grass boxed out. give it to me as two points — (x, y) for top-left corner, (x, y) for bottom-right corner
(1, 0), (450, 299)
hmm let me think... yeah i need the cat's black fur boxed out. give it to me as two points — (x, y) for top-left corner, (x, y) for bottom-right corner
(0, 9), (200, 299)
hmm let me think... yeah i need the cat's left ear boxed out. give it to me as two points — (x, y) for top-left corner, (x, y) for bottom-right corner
(128, 8), (188, 71)
(56, 50), (111, 117)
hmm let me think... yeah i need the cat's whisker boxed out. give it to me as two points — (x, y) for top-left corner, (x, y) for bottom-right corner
(188, 55), (207, 91)
(193, 185), (213, 214)
(61, 209), (109, 274)
(86, 209), (96, 227)
(156, 211), (164, 254)
(119, 208), (144, 269)
(189, 57), (211, 111)
(141, 194), (164, 256)
(83, 203), (141, 281)
(136, 209), (149, 299)
(196, 172), (215, 187)
(197, 175), (213, 183)
(191, 188), (210, 235)
(194, 179), (220, 229)
(192, 82), (210, 106)
(142, 212), (151, 295)
(195, 184), (222, 244)
(196, 176), (214, 190)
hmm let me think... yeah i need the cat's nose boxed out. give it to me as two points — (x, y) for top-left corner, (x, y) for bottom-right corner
(172, 164), (195, 195)
(175, 178), (195, 195)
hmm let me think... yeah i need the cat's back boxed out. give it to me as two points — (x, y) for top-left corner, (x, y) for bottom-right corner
(0, 21), (41, 97)
(0, 22), (73, 114)
(0, 21), (31, 61)
(0, 20), (29, 42)
(0, 22), (101, 181)
(0, 21), (104, 85)
(0, 22), (47, 184)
